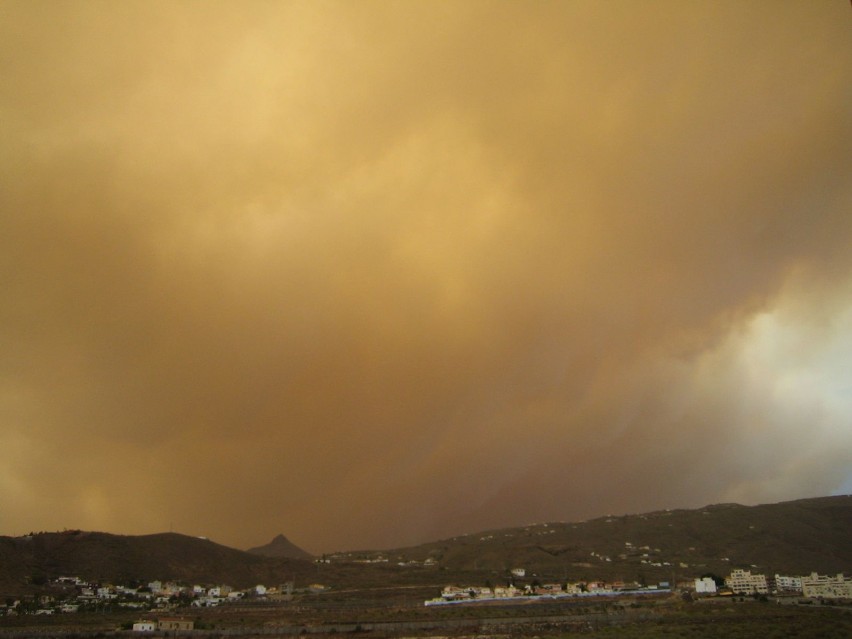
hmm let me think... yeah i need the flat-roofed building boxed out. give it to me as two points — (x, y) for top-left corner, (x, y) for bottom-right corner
(801, 573), (852, 599)
(726, 569), (768, 595)
(695, 577), (717, 594)
(774, 574), (802, 593)
(157, 617), (194, 632)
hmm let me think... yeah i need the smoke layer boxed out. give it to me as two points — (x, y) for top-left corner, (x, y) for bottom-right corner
(1, 1), (851, 552)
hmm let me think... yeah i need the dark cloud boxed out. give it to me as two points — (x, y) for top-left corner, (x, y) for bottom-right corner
(1, 1), (851, 552)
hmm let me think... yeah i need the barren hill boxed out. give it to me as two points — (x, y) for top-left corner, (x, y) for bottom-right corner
(376, 494), (852, 584)
(246, 533), (313, 560)
(2, 495), (849, 598)
(0, 530), (314, 597)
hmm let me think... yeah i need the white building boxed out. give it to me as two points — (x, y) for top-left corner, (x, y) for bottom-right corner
(586, 581), (612, 593)
(801, 573), (852, 599)
(441, 586), (469, 600)
(726, 569), (768, 595)
(132, 621), (155, 632)
(208, 585), (232, 597)
(694, 577), (717, 594)
(511, 568), (526, 577)
(494, 586), (522, 598)
(774, 574), (802, 593)
(157, 618), (194, 632)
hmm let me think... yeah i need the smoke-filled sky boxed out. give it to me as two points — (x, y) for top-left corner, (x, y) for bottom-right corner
(2, 1), (851, 554)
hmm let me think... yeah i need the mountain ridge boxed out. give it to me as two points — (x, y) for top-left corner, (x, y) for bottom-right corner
(2, 495), (849, 597)
(375, 494), (852, 581)
(0, 530), (316, 597)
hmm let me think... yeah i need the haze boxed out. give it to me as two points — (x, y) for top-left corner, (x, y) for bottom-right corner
(2, 1), (851, 554)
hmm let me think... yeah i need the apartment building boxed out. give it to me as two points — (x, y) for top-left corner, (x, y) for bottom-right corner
(726, 569), (768, 595)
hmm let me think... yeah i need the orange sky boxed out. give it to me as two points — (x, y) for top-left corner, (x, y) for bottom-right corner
(1, 1), (851, 553)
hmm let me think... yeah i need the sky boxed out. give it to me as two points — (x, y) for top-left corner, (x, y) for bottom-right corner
(1, 1), (851, 555)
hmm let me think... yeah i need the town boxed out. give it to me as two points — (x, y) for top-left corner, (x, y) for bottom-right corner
(427, 567), (852, 605)
(0, 577), (318, 631)
(3, 565), (850, 631)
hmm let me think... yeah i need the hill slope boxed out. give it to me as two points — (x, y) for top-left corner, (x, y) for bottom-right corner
(0, 530), (315, 597)
(2, 496), (849, 597)
(373, 495), (852, 583)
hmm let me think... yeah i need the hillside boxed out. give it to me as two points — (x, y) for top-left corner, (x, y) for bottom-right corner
(246, 533), (313, 560)
(2, 495), (849, 598)
(369, 495), (852, 584)
(0, 530), (315, 597)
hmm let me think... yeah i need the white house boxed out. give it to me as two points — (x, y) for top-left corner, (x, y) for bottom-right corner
(493, 585), (521, 598)
(208, 585), (232, 597)
(694, 577), (717, 594)
(132, 620), (155, 632)
(511, 568), (526, 577)
(441, 586), (469, 600)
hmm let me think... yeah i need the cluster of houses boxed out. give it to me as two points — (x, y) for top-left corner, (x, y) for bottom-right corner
(429, 568), (852, 606)
(426, 576), (675, 605)
(0, 576), (320, 618)
(316, 553), (438, 567)
(4, 566), (849, 621)
(697, 569), (852, 599)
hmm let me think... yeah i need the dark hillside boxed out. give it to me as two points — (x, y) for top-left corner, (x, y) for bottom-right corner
(354, 495), (852, 584)
(0, 530), (315, 597)
(2, 496), (849, 598)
